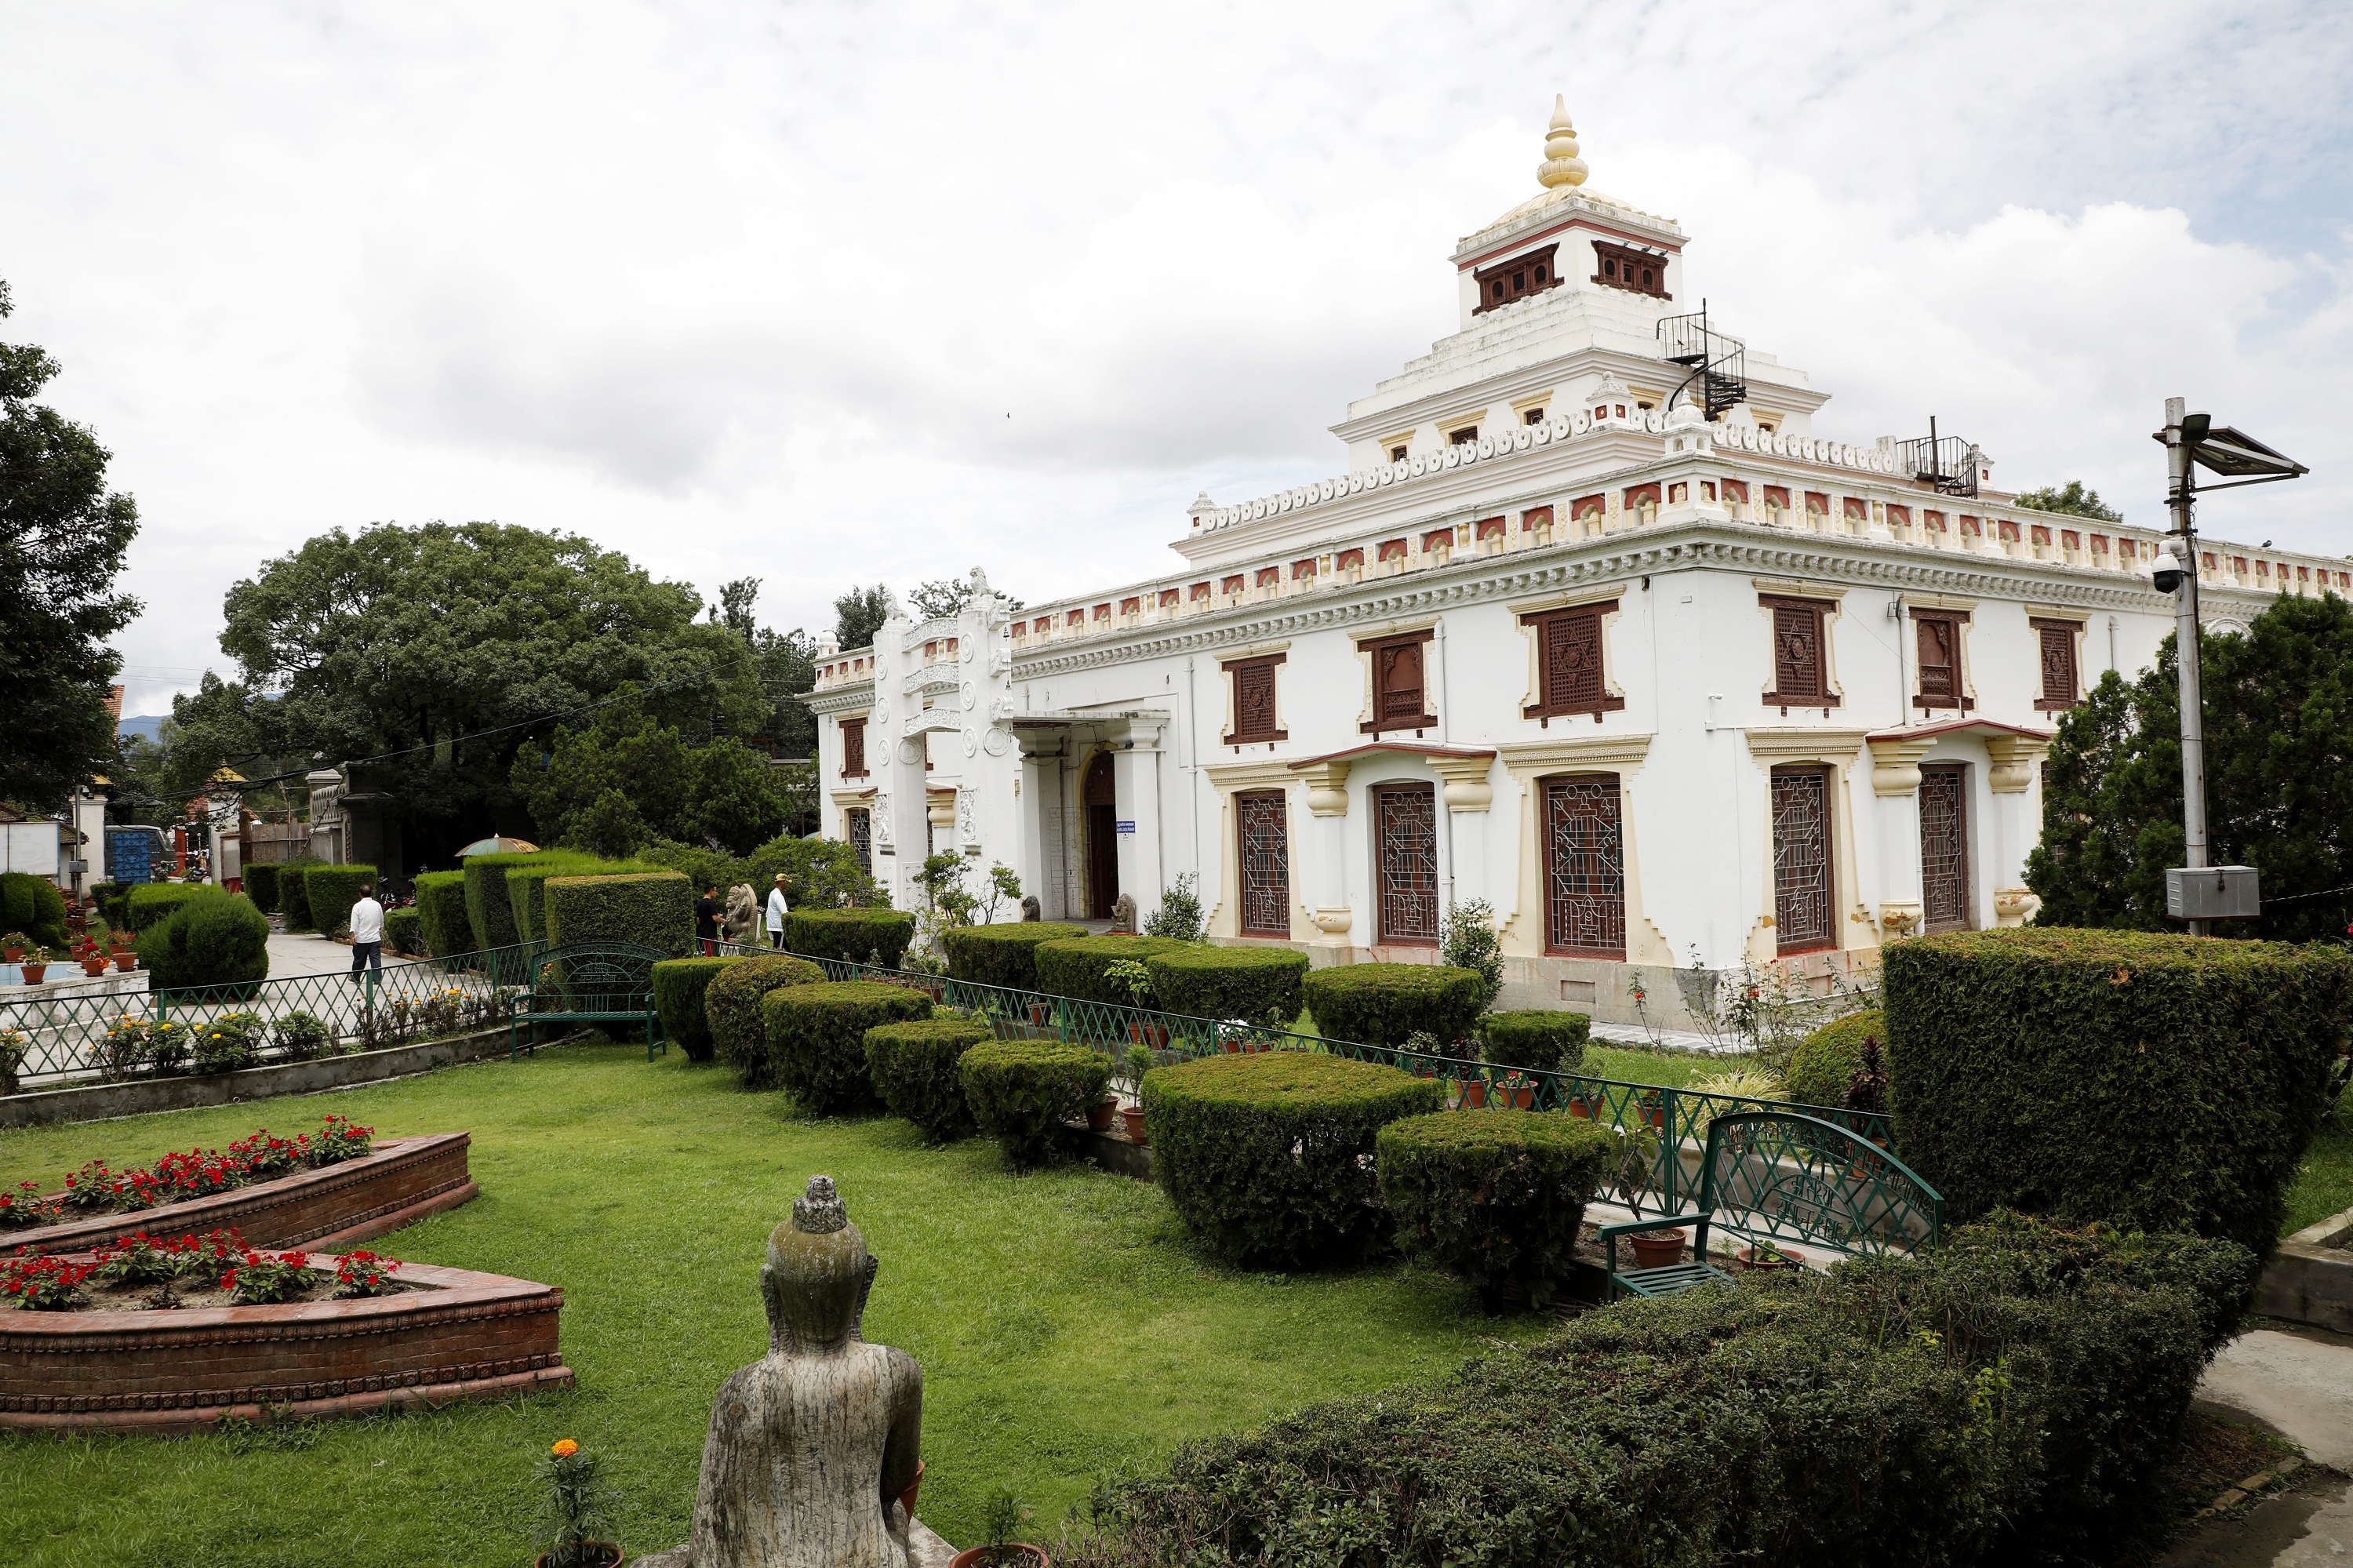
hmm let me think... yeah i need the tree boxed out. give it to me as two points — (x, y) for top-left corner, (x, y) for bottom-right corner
(510, 697), (794, 857)
(2015, 480), (2123, 522)
(2026, 593), (2353, 941)
(908, 578), (972, 620)
(0, 280), (140, 809)
(704, 576), (818, 761)
(834, 584), (889, 652)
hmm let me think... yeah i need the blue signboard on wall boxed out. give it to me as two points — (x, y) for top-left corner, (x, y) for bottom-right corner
(106, 826), (167, 884)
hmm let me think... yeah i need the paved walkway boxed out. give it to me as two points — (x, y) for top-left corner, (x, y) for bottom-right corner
(265, 933), (435, 980)
(2166, 1323), (2353, 1566)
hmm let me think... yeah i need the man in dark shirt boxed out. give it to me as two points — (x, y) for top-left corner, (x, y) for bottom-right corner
(696, 885), (722, 955)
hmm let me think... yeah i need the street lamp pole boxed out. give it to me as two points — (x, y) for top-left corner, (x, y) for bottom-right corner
(2163, 396), (2209, 936)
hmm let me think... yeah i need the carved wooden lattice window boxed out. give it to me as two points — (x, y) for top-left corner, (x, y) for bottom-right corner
(1223, 654), (1287, 744)
(1472, 243), (1562, 315)
(1911, 609), (1973, 711)
(1374, 784), (1440, 944)
(2032, 619), (2081, 711)
(1361, 631), (1438, 735)
(1761, 595), (1838, 709)
(1918, 764), (1970, 934)
(846, 807), (872, 875)
(1770, 766), (1835, 955)
(1591, 240), (1671, 298)
(841, 718), (867, 778)
(1522, 602), (1624, 722)
(1543, 775), (1626, 957)
(1236, 791), (1290, 938)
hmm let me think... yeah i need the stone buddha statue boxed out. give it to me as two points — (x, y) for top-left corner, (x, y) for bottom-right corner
(645, 1177), (926, 1568)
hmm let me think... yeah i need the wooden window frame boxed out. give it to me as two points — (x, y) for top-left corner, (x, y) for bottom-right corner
(1471, 243), (1562, 315)
(1591, 239), (1671, 299)
(1520, 602), (1625, 722)
(1769, 763), (1838, 957)
(1909, 607), (1975, 713)
(1371, 782), (1441, 947)
(1234, 788), (1292, 938)
(1360, 629), (1438, 736)
(1221, 653), (1289, 746)
(1759, 594), (1841, 711)
(2031, 617), (2083, 711)
(840, 716), (868, 779)
(1540, 772), (1627, 959)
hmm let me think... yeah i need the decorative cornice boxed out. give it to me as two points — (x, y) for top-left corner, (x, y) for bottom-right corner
(1744, 726), (1871, 764)
(1494, 733), (1656, 774)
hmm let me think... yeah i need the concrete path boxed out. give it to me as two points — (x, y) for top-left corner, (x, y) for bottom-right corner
(2166, 1323), (2353, 1566)
(265, 932), (436, 980)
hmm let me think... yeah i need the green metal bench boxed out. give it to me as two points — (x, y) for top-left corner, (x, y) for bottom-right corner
(511, 942), (668, 1061)
(1601, 1109), (1944, 1301)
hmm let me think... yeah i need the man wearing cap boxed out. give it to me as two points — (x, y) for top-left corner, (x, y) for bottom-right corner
(766, 875), (790, 950)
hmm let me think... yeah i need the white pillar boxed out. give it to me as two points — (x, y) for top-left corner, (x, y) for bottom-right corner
(1864, 737), (1931, 938)
(1294, 760), (1353, 943)
(1984, 735), (2048, 926)
(1427, 753), (1497, 912)
(1110, 722), (1166, 927)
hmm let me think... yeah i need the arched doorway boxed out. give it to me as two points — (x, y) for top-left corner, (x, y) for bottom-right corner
(1084, 751), (1119, 919)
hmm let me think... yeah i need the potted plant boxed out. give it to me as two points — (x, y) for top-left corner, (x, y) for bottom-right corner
(1027, 1000), (1054, 1027)
(951, 1486), (1048, 1568)
(1120, 1045), (1153, 1144)
(113, 944), (137, 973)
(1627, 1228), (1687, 1269)
(532, 1438), (624, 1567)
(16, 947), (49, 985)
(78, 942), (109, 977)
(1638, 1087), (1666, 1131)
(1738, 1238), (1807, 1271)
(1, 933), (27, 963)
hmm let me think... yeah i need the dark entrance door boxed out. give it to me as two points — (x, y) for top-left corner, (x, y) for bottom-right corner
(1918, 763), (1972, 933)
(1084, 752), (1119, 919)
(1770, 765), (1835, 955)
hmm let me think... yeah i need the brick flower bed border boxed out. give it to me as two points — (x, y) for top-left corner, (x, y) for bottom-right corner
(0, 1255), (569, 1433)
(5, 1133), (478, 1255)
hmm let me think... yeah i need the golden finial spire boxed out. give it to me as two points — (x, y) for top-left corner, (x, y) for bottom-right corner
(1537, 93), (1587, 190)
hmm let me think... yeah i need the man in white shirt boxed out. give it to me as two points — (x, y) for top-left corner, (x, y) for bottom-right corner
(766, 875), (790, 950)
(349, 883), (385, 983)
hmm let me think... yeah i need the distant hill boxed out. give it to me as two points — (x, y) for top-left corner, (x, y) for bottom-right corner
(117, 715), (168, 744)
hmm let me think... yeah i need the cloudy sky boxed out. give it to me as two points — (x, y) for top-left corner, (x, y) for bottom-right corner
(6, 0), (2348, 717)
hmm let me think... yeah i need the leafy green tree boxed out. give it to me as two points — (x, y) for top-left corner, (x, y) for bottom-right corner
(834, 584), (889, 652)
(705, 575), (817, 762)
(2027, 593), (2353, 940)
(2015, 480), (2123, 522)
(511, 697), (793, 857)
(0, 280), (140, 809)
(693, 737), (795, 853)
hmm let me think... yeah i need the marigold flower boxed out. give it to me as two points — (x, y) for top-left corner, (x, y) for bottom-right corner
(551, 1439), (579, 1457)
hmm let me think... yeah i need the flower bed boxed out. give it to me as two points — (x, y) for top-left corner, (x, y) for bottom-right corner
(0, 1121), (475, 1253)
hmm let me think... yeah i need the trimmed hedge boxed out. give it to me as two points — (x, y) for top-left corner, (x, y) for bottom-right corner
(302, 864), (377, 939)
(278, 858), (319, 932)
(1072, 1213), (2256, 1568)
(1475, 1010), (1591, 1075)
(1145, 1053), (1444, 1268)
(942, 921), (1089, 991)
(959, 1040), (1111, 1170)
(760, 980), (933, 1113)
(461, 858), (521, 951)
(126, 882), (209, 933)
(867, 1018), (993, 1143)
(504, 854), (653, 943)
(413, 871), (475, 958)
(1300, 962), (1489, 1048)
(1145, 945), (1309, 1027)
(135, 890), (270, 993)
(241, 863), (280, 915)
(89, 881), (129, 931)
(383, 907), (423, 956)
(1784, 1007), (1884, 1110)
(704, 954), (826, 1086)
(1885, 928), (2351, 1259)
(0, 872), (68, 948)
(651, 957), (733, 1064)
(1034, 934), (1193, 1006)
(1377, 1110), (1615, 1311)
(787, 908), (916, 968)
(544, 871), (695, 957)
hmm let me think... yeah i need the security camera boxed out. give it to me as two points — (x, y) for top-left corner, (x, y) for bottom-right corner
(2151, 544), (2185, 595)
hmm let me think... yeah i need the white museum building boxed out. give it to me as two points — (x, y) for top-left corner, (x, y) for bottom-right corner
(802, 101), (2335, 1025)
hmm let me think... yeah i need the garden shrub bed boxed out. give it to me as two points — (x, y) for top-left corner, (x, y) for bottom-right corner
(1, 871), (68, 948)
(1377, 1109), (1614, 1311)
(1785, 1007), (1884, 1109)
(960, 1040), (1110, 1170)
(704, 955), (824, 1086)
(1475, 1010), (1591, 1075)
(125, 882), (209, 933)
(1070, 1213), (2257, 1568)
(413, 871), (475, 957)
(544, 871), (695, 957)
(1144, 945), (1308, 1027)
(1884, 928), (2351, 1257)
(302, 864), (377, 939)
(135, 889), (270, 993)
(1300, 962), (1489, 1049)
(460, 857), (523, 951)
(865, 1017), (991, 1143)
(240, 863), (280, 915)
(760, 980), (933, 1113)
(787, 908), (916, 969)
(1035, 934), (1193, 1006)
(0, 1250), (569, 1434)
(1145, 1052), (1443, 1268)
(942, 922), (1089, 991)
(651, 957), (733, 1064)
(383, 906), (424, 956)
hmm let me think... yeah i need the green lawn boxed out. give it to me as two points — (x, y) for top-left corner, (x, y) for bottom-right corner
(1582, 1043), (1709, 1090)
(0, 1042), (1552, 1566)
(2285, 1112), (2353, 1237)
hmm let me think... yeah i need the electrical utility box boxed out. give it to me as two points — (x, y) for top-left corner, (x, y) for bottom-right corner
(2166, 866), (2261, 922)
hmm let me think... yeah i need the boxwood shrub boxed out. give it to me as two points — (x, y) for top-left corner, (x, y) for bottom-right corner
(704, 954), (825, 1086)
(942, 921), (1089, 990)
(761, 980), (933, 1113)
(651, 956), (734, 1064)
(787, 907), (916, 968)
(1475, 1010), (1591, 1075)
(504, 854), (660, 943)
(960, 1040), (1111, 1170)
(1300, 962), (1489, 1048)
(413, 871), (475, 957)
(276, 856), (322, 931)
(544, 871), (695, 957)
(460, 857), (522, 951)
(1146, 1053), (1444, 1268)
(301, 864), (377, 939)
(1035, 933), (1194, 1006)
(0, 872), (67, 949)
(126, 882), (209, 933)
(1885, 928), (2351, 1259)
(1144, 945), (1309, 1027)
(136, 890), (270, 994)
(1072, 1213), (2256, 1568)
(241, 863), (280, 915)
(383, 907), (424, 956)
(1784, 1007), (1884, 1109)
(866, 1017), (993, 1143)
(1377, 1110), (1614, 1311)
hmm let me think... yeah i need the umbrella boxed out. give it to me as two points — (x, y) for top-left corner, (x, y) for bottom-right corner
(456, 835), (540, 860)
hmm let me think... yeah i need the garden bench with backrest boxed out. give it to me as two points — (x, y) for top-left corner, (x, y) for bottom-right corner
(1599, 1108), (1944, 1300)
(511, 942), (668, 1060)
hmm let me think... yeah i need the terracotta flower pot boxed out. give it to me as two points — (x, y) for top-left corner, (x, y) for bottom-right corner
(1627, 1230), (1687, 1270)
(1460, 1080), (1487, 1108)
(1642, 1104), (1665, 1131)
(1086, 1097), (1117, 1134)
(532, 1545), (624, 1568)
(18, 964), (45, 985)
(114, 952), (136, 972)
(1738, 1246), (1806, 1272)
(898, 1459), (925, 1520)
(1027, 1002), (1053, 1025)
(2, 948), (21, 962)
(1567, 1097), (1593, 1119)
(1121, 1104), (1148, 1145)
(951, 1546), (1049, 1568)
(1506, 1084), (1534, 1110)
(1127, 1024), (1168, 1047)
